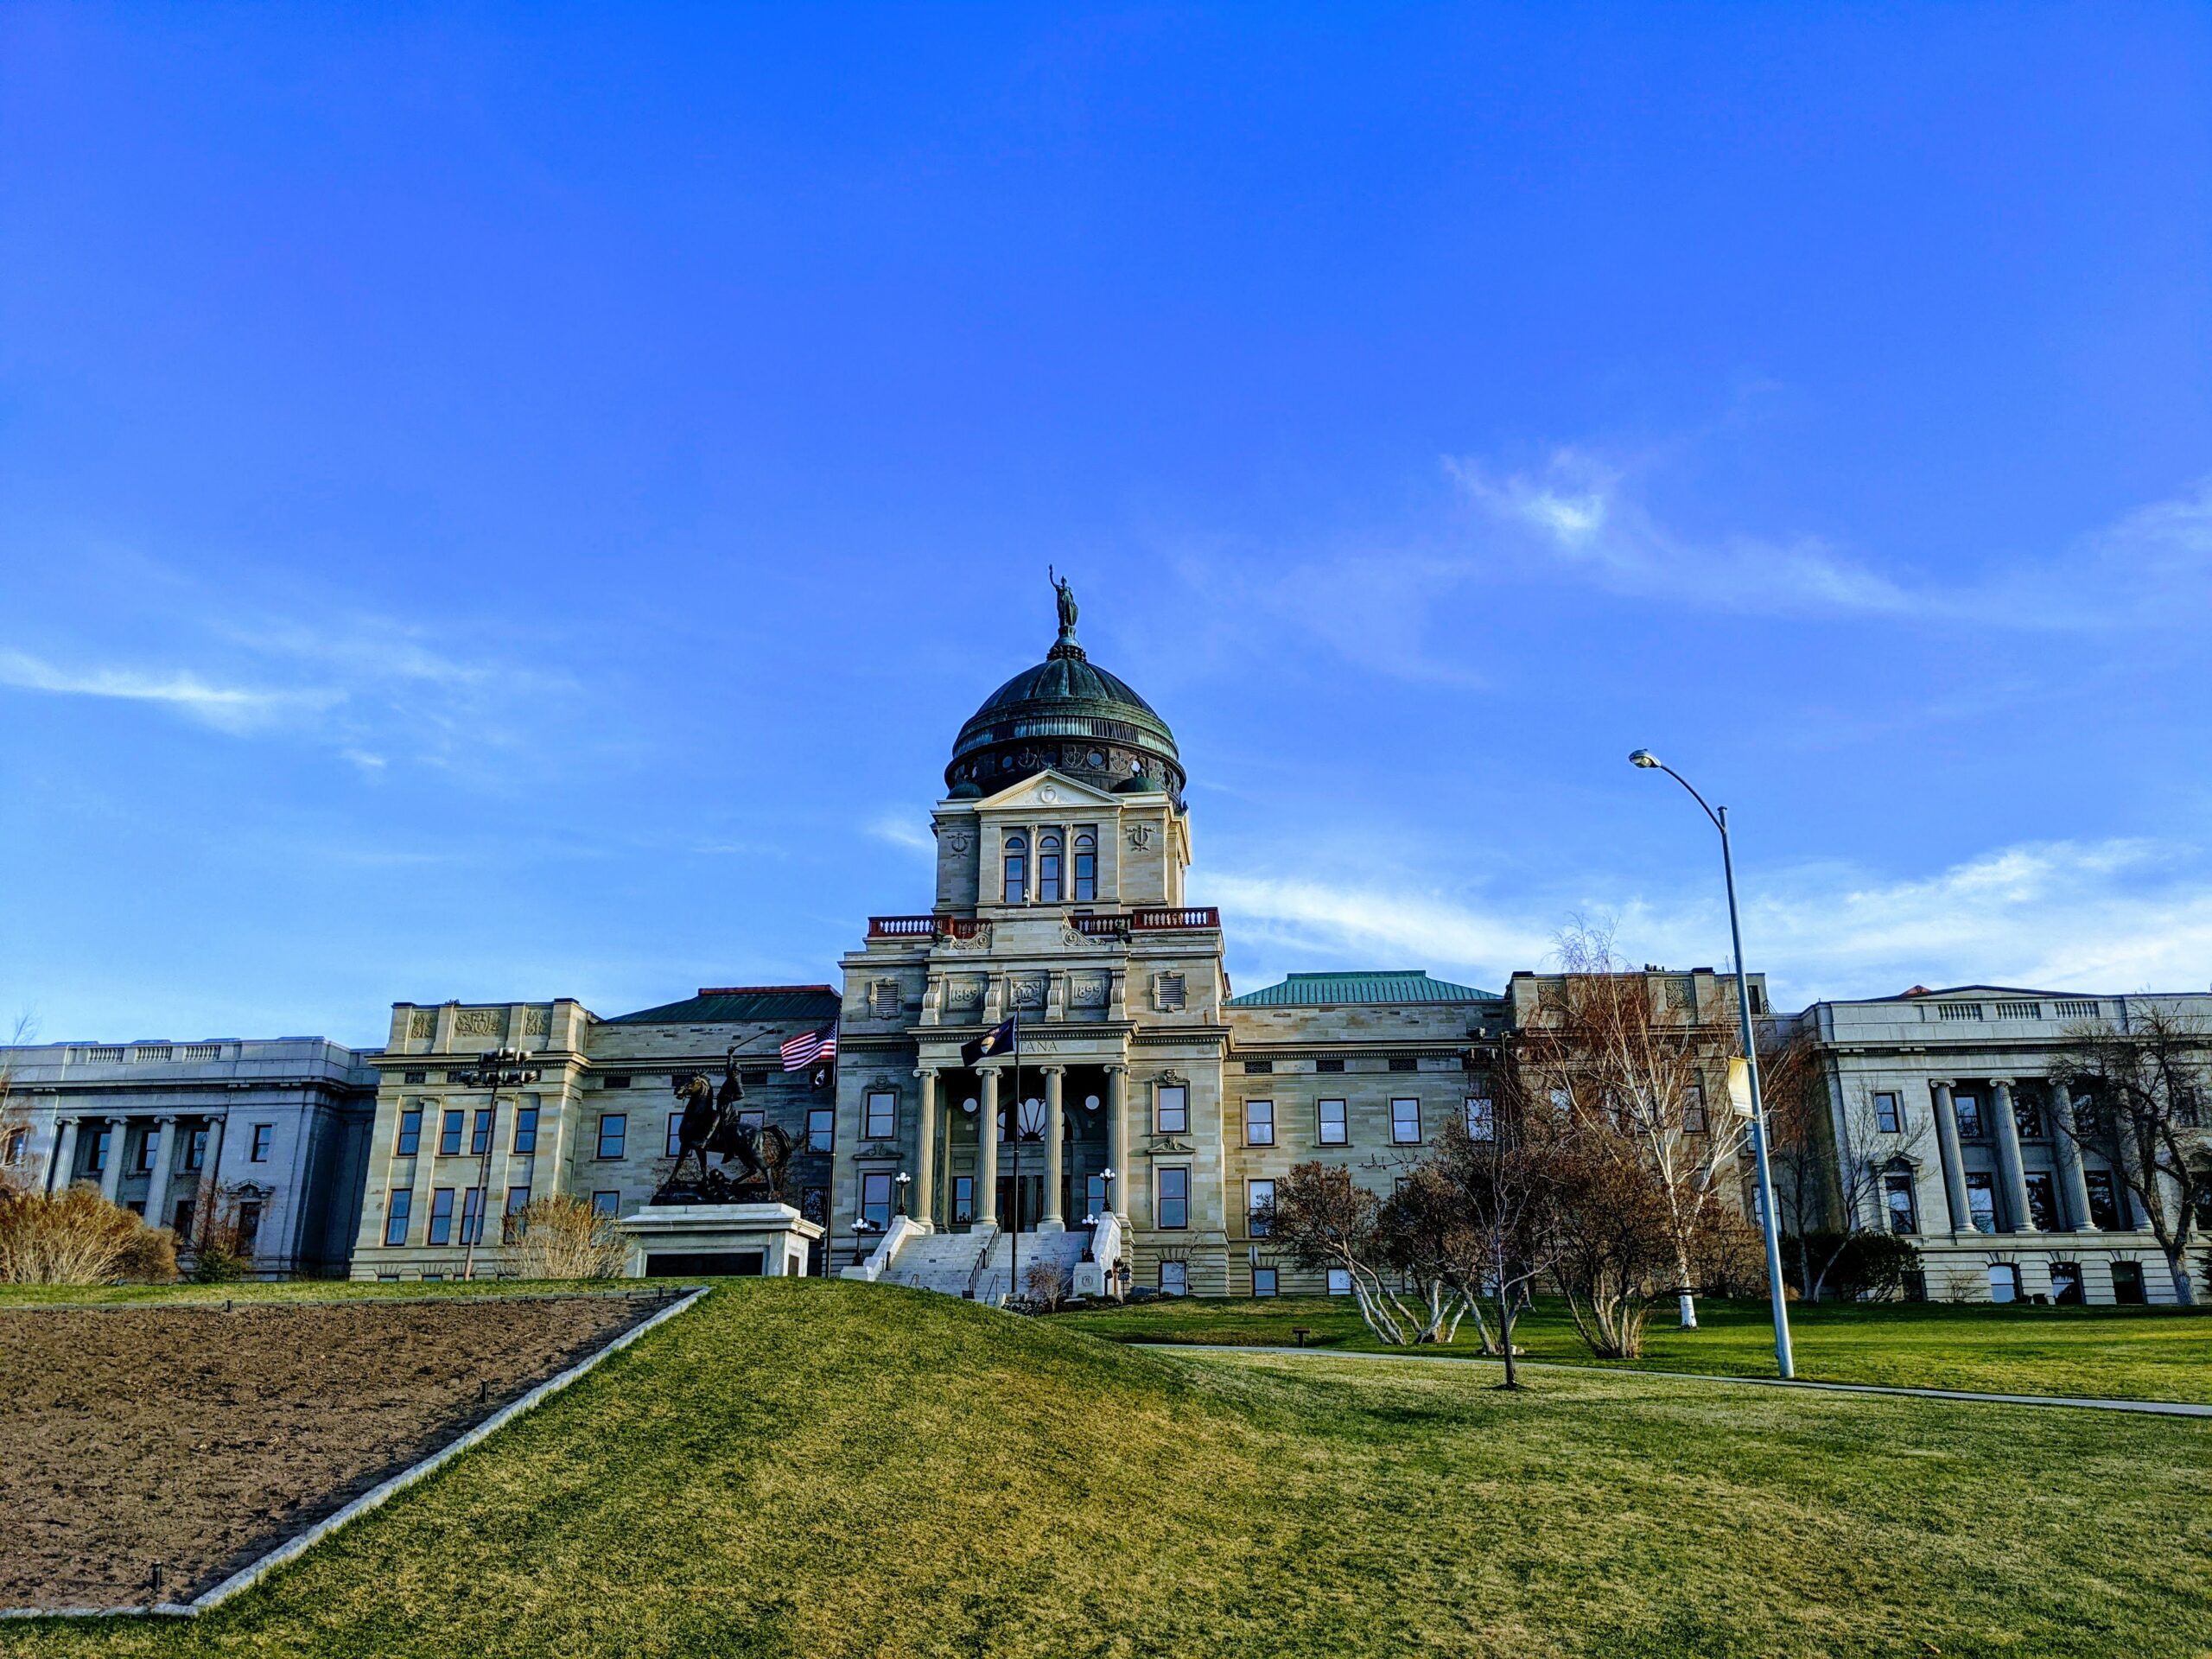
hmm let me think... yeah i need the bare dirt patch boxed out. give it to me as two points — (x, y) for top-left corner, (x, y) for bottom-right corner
(0, 1292), (669, 1610)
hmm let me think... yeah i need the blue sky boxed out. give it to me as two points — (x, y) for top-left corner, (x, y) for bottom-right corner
(3, 5), (2209, 1048)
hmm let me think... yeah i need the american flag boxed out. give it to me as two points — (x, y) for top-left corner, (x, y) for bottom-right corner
(780, 1022), (838, 1071)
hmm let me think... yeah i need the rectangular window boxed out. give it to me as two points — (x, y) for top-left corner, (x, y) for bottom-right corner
(2111, 1261), (2147, 1305)
(666, 1111), (686, 1158)
(1156, 1084), (1188, 1135)
(1244, 1099), (1274, 1147)
(1954, 1095), (1985, 1139)
(860, 1172), (894, 1230)
(1465, 1096), (1495, 1141)
(2014, 1100), (2045, 1140)
(866, 1092), (897, 1141)
(440, 1110), (464, 1156)
(1072, 830), (1096, 902)
(1883, 1173), (1917, 1235)
(1873, 1092), (1901, 1134)
(470, 1110), (492, 1156)
(404, 1069), (427, 1085)
(807, 1107), (834, 1153)
(1157, 1166), (1190, 1230)
(1243, 1059), (1274, 1075)
(187, 1126), (208, 1170)
(427, 1187), (455, 1246)
(1389, 1057), (1418, 1073)
(173, 1197), (195, 1239)
(1317, 1057), (1344, 1074)
(505, 1185), (531, 1217)
(1318, 1098), (1348, 1146)
(1326, 1267), (1352, 1295)
(597, 1114), (627, 1160)
(952, 1174), (976, 1224)
(512, 1106), (538, 1154)
(1252, 1265), (1279, 1298)
(800, 1185), (828, 1225)
(238, 1202), (262, 1251)
(739, 1109), (764, 1136)
(1160, 1260), (1189, 1296)
(460, 1186), (486, 1246)
(87, 1128), (111, 1174)
(136, 1128), (158, 1173)
(249, 1123), (274, 1162)
(1391, 1098), (1421, 1145)
(384, 1188), (412, 1246)
(1964, 1172), (1998, 1234)
(397, 1108), (423, 1156)
(2023, 1172), (2059, 1230)
(1086, 1173), (1108, 1219)
(601, 1074), (632, 1090)
(2049, 1261), (2083, 1305)
(1, 1128), (24, 1166)
(1681, 1085), (1706, 1135)
(1248, 1178), (1275, 1237)
(2085, 1169), (2121, 1230)
(591, 1190), (621, 1217)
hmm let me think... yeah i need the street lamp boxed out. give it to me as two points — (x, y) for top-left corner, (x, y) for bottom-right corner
(1627, 749), (1796, 1380)
(453, 1046), (541, 1282)
(894, 1171), (912, 1217)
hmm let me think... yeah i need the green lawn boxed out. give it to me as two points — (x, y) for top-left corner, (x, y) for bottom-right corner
(1052, 1292), (2212, 1404)
(6, 1279), (2209, 1657)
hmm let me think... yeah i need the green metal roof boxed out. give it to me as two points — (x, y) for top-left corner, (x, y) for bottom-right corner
(607, 986), (842, 1026)
(1228, 971), (1499, 1007)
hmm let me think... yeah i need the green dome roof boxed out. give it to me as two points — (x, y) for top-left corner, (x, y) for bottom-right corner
(945, 589), (1184, 802)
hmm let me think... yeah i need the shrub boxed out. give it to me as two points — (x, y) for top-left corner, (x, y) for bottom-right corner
(0, 1182), (179, 1284)
(507, 1193), (628, 1280)
(1784, 1230), (1923, 1302)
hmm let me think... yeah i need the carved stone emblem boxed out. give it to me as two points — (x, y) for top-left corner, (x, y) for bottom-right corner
(1070, 972), (1110, 1008)
(408, 1010), (435, 1040)
(945, 977), (987, 1013)
(1039, 785), (1058, 804)
(521, 1007), (551, 1039)
(454, 1007), (503, 1039)
(946, 830), (971, 855)
(1128, 823), (1155, 850)
(1012, 974), (1049, 1011)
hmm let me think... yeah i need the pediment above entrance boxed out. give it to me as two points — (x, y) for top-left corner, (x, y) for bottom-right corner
(963, 768), (1122, 814)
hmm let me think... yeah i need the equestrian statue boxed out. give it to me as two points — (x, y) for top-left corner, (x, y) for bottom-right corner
(656, 1043), (798, 1205)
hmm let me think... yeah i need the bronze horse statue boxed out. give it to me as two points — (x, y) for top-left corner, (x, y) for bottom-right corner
(662, 1047), (798, 1202)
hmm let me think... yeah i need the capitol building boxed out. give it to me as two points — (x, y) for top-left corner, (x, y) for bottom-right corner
(4, 590), (2204, 1307)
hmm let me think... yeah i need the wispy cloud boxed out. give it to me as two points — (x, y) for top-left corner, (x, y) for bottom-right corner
(1205, 839), (2212, 1007)
(0, 647), (335, 734)
(868, 811), (935, 856)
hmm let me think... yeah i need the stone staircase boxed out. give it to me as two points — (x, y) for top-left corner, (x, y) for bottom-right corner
(874, 1227), (998, 1296)
(970, 1226), (1093, 1305)
(869, 1224), (1095, 1303)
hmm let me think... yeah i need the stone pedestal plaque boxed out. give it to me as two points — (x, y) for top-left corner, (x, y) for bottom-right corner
(618, 1202), (823, 1280)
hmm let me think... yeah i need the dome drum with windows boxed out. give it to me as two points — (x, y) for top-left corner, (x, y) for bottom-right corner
(945, 575), (1184, 805)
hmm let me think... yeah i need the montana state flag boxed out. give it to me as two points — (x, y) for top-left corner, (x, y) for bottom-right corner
(961, 1016), (1017, 1068)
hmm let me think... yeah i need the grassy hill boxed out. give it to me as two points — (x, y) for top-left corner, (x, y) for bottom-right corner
(8, 1280), (2210, 1658)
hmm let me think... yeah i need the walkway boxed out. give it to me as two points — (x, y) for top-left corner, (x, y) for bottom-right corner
(1132, 1342), (2212, 1419)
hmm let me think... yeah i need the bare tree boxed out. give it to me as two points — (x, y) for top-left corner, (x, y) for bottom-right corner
(1764, 1029), (1931, 1301)
(2051, 1007), (2211, 1306)
(1263, 1162), (1464, 1345)
(507, 1193), (627, 1280)
(1375, 1164), (1478, 1348)
(1427, 1077), (1573, 1388)
(1519, 924), (1749, 1329)
(1545, 1127), (1680, 1358)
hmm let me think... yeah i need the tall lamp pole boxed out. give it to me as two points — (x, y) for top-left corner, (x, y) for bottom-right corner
(1627, 750), (1796, 1380)
(454, 1046), (541, 1281)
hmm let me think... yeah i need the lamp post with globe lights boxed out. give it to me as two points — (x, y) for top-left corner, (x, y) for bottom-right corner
(454, 1047), (541, 1281)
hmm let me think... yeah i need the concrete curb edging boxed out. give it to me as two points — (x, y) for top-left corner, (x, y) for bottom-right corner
(6, 1285), (711, 1622)
(1137, 1342), (2212, 1418)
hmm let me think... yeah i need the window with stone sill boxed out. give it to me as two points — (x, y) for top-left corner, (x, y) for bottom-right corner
(1318, 1098), (1348, 1147)
(596, 1113), (627, 1160)
(1873, 1091), (1901, 1134)
(512, 1106), (538, 1154)
(1157, 1166), (1190, 1230)
(1244, 1099), (1274, 1147)
(1390, 1098), (1421, 1145)
(439, 1110), (464, 1157)
(1156, 1084), (1188, 1135)
(866, 1092), (897, 1140)
(1964, 1172), (1998, 1233)
(1953, 1095), (1986, 1139)
(384, 1189), (411, 1246)
(1073, 832), (1096, 901)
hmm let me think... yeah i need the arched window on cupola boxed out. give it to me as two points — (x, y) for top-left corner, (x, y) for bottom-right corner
(1037, 833), (1063, 902)
(1072, 831), (1096, 901)
(1002, 834), (1027, 903)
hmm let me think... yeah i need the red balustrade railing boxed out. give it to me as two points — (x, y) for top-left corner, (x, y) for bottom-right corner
(1130, 906), (1220, 931)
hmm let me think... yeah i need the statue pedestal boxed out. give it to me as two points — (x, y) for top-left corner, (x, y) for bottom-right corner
(617, 1202), (823, 1280)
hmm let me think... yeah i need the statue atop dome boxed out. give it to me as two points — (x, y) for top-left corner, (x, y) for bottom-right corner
(1049, 565), (1079, 652)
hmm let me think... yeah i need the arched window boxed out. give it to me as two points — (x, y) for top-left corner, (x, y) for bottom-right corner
(1037, 833), (1063, 902)
(1002, 835), (1027, 902)
(1072, 831), (1096, 901)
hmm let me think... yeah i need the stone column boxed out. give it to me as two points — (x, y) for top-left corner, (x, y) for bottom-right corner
(1106, 1064), (1128, 1222)
(145, 1115), (178, 1231)
(47, 1117), (79, 1192)
(1040, 1067), (1065, 1232)
(2049, 1081), (2095, 1231)
(1990, 1079), (2036, 1232)
(975, 1068), (1000, 1227)
(98, 1116), (129, 1203)
(1929, 1080), (1969, 1234)
(204, 1116), (228, 1185)
(912, 1069), (938, 1229)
